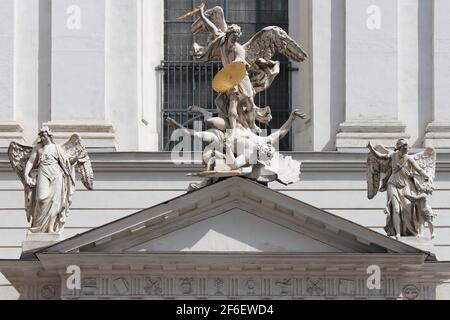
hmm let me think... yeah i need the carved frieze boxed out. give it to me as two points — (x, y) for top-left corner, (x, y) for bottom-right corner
(56, 274), (420, 299)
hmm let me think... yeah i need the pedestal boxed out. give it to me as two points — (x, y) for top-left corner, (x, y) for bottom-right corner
(398, 237), (435, 254)
(22, 233), (63, 253)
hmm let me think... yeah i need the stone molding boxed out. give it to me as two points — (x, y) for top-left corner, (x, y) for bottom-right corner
(1, 254), (445, 300)
(336, 120), (410, 151)
(0, 122), (24, 148)
(43, 121), (117, 151)
(425, 122), (450, 149)
(2, 151), (450, 173)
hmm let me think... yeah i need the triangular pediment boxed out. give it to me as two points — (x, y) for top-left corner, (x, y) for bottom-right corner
(42, 177), (430, 256)
(128, 209), (340, 253)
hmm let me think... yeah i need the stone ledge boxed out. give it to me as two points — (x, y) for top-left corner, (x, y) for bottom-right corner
(338, 121), (407, 133)
(336, 120), (409, 150)
(0, 122), (24, 148)
(425, 122), (450, 149)
(44, 121), (115, 133)
(43, 121), (117, 151)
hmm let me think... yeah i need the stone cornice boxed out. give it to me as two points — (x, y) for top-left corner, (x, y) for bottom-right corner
(35, 252), (428, 270)
(1, 151), (450, 172)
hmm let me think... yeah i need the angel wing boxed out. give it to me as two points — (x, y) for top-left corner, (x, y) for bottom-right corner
(244, 26), (308, 69)
(61, 134), (94, 190)
(8, 142), (34, 186)
(367, 145), (391, 200)
(413, 147), (436, 193)
(191, 6), (227, 34)
(8, 142), (36, 222)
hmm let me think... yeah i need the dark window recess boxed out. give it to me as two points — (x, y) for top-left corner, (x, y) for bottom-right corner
(160, 0), (294, 151)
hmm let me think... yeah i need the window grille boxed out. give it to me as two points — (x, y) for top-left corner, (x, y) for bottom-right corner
(160, 0), (294, 151)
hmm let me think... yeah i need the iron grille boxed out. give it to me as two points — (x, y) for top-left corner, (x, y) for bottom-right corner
(160, 0), (294, 151)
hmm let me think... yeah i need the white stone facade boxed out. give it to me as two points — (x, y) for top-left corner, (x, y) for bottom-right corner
(0, 0), (450, 300)
(1, 0), (449, 151)
(2, 178), (449, 300)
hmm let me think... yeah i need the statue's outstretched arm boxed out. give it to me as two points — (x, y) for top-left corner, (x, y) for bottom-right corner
(408, 156), (429, 180)
(166, 117), (218, 145)
(199, 7), (221, 37)
(264, 110), (306, 145)
(24, 149), (38, 187)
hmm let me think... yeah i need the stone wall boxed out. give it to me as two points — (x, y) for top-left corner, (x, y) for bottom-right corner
(1, 152), (449, 299)
(1, 0), (450, 151)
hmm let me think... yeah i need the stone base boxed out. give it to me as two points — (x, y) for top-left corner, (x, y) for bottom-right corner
(22, 233), (63, 253)
(424, 122), (450, 149)
(0, 122), (24, 148)
(398, 237), (435, 254)
(336, 120), (410, 151)
(43, 121), (117, 151)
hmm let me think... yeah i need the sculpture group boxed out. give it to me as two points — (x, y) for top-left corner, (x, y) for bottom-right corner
(8, 127), (93, 234)
(169, 4), (308, 191)
(6, 4), (438, 244)
(367, 139), (436, 240)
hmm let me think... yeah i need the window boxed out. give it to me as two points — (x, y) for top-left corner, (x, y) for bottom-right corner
(161, 0), (293, 151)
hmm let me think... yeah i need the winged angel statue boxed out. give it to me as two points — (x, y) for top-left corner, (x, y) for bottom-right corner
(367, 139), (436, 240)
(8, 127), (93, 234)
(170, 4), (308, 191)
(191, 5), (307, 133)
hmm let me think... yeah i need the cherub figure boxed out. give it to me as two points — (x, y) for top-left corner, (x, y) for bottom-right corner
(367, 139), (436, 239)
(8, 127), (93, 234)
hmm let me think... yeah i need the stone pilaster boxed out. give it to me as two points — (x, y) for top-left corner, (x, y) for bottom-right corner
(0, 0), (24, 147)
(49, 0), (116, 150)
(337, 0), (409, 150)
(105, 0), (164, 151)
(424, 0), (450, 149)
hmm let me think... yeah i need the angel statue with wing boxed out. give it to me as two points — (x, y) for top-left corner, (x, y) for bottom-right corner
(172, 3), (308, 190)
(8, 127), (93, 234)
(367, 139), (436, 240)
(190, 4), (307, 134)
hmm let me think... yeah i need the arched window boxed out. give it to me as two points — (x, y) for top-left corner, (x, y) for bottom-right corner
(161, 0), (293, 151)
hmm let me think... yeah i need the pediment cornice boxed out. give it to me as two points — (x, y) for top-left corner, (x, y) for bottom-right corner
(40, 177), (432, 258)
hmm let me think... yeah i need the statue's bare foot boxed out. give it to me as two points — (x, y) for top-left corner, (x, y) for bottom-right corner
(292, 110), (306, 119)
(165, 117), (183, 129)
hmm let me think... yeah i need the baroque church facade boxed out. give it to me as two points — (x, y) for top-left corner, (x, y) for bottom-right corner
(0, 0), (450, 299)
